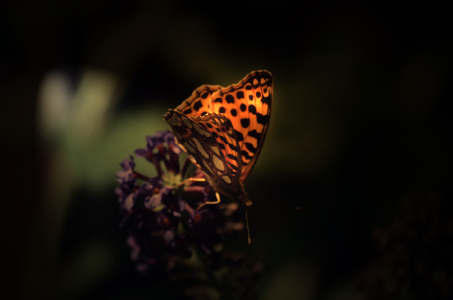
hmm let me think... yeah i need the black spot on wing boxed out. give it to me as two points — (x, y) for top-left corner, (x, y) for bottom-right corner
(193, 100), (203, 111)
(214, 97), (222, 103)
(249, 95), (253, 101)
(261, 95), (272, 105)
(241, 118), (250, 128)
(245, 84), (252, 90)
(228, 142), (240, 152)
(245, 142), (257, 153)
(219, 135), (228, 144)
(219, 107), (226, 113)
(228, 162), (238, 171)
(183, 108), (192, 114)
(257, 113), (269, 125)
(256, 91), (261, 98)
(201, 92), (208, 99)
(213, 132), (219, 138)
(227, 154), (237, 161)
(206, 123), (213, 128)
(230, 109), (237, 116)
(248, 129), (261, 140)
(236, 91), (244, 99)
(240, 104), (246, 112)
(201, 111), (207, 116)
(234, 130), (244, 141)
(248, 105), (257, 115)
(241, 150), (252, 160)
(225, 94), (235, 104)
(218, 143), (226, 150)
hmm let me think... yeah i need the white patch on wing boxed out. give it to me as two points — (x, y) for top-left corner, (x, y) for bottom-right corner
(211, 146), (220, 156)
(181, 116), (193, 128)
(184, 142), (195, 153)
(167, 115), (180, 126)
(203, 130), (211, 137)
(202, 159), (213, 174)
(222, 175), (231, 184)
(193, 122), (204, 135)
(193, 138), (209, 158)
(213, 155), (224, 171)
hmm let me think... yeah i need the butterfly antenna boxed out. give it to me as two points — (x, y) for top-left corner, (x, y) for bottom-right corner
(249, 197), (302, 211)
(245, 209), (251, 244)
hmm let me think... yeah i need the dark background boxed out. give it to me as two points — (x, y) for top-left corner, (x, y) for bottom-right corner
(2, 0), (452, 299)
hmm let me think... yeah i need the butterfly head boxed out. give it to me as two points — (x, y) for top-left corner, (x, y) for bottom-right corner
(240, 195), (253, 207)
(233, 190), (252, 207)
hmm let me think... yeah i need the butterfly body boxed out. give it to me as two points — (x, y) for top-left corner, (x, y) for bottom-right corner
(164, 70), (273, 207)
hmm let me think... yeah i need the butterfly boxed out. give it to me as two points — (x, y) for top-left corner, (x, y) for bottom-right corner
(163, 70), (273, 210)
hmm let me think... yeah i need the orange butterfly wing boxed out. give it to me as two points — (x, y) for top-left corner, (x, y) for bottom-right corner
(164, 110), (247, 200)
(174, 85), (222, 118)
(164, 70), (273, 205)
(209, 71), (273, 182)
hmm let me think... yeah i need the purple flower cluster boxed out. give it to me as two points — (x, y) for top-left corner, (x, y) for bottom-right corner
(115, 130), (244, 272)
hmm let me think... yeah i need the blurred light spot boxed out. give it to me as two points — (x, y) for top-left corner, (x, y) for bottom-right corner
(262, 260), (317, 300)
(37, 70), (73, 141)
(69, 69), (119, 144)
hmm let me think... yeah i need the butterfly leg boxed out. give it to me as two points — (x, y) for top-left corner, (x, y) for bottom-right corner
(166, 177), (206, 189)
(196, 192), (221, 211)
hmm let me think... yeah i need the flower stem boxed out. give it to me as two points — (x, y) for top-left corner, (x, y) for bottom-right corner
(157, 144), (170, 170)
(133, 171), (151, 182)
(181, 158), (191, 178)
